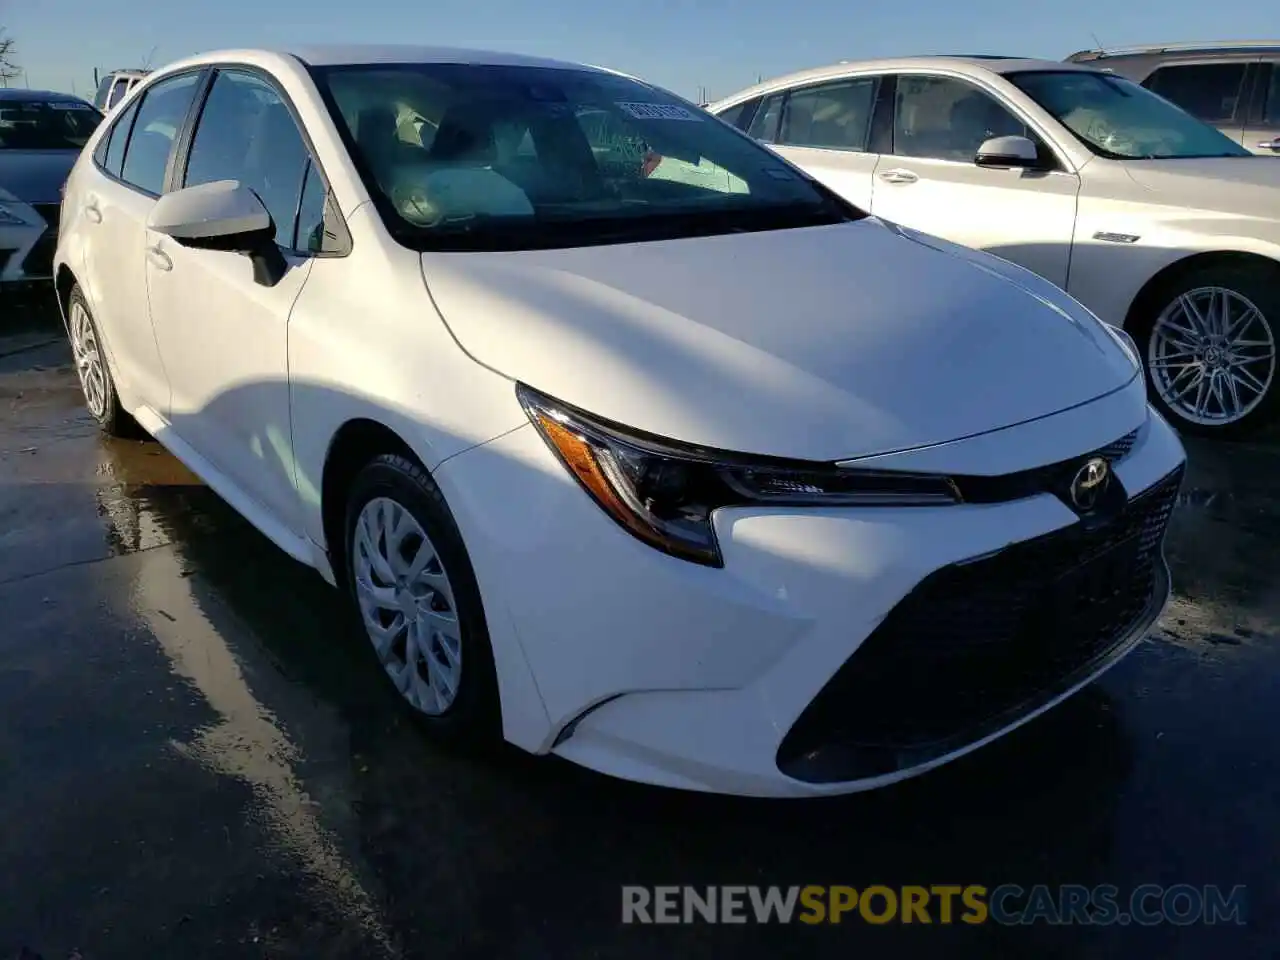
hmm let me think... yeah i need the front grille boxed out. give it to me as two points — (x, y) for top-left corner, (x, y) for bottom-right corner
(1098, 429), (1139, 462)
(778, 464), (1183, 783)
(951, 427), (1141, 505)
(18, 204), (61, 279)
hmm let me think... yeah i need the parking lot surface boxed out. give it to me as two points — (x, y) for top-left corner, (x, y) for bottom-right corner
(1, 308), (1278, 959)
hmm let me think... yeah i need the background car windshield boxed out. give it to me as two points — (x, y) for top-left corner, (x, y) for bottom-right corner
(312, 63), (846, 248)
(1009, 70), (1251, 160)
(0, 100), (102, 150)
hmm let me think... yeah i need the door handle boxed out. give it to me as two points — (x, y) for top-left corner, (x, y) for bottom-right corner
(146, 244), (173, 272)
(878, 168), (919, 184)
(1255, 137), (1280, 151)
(84, 201), (102, 223)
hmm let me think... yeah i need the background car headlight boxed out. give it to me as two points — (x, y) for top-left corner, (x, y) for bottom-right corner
(517, 384), (960, 567)
(0, 201), (34, 227)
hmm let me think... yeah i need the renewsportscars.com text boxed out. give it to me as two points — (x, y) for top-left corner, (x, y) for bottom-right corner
(621, 884), (1248, 926)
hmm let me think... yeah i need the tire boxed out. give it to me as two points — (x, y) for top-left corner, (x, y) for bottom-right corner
(342, 453), (501, 745)
(66, 284), (144, 439)
(1131, 262), (1280, 439)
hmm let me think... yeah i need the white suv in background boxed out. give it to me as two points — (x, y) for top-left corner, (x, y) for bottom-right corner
(92, 69), (149, 114)
(711, 56), (1280, 437)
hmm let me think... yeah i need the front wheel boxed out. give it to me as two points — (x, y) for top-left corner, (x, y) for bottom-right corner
(1134, 264), (1279, 439)
(343, 454), (502, 745)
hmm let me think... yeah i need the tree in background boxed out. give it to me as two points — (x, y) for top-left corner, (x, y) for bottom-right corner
(0, 28), (18, 86)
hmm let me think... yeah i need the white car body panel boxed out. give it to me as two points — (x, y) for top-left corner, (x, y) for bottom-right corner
(421, 218), (1137, 460)
(54, 45), (1187, 797)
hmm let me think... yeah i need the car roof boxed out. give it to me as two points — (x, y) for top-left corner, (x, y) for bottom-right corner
(158, 44), (610, 77)
(1067, 41), (1280, 61)
(0, 88), (90, 104)
(708, 55), (1101, 108)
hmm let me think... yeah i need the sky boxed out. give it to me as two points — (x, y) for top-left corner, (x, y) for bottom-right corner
(1, 0), (1275, 103)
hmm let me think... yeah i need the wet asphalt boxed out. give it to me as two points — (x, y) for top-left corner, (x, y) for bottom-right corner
(1, 299), (1278, 960)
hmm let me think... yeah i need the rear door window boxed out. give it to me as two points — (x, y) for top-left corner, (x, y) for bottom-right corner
(777, 77), (879, 151)
(118, 72), (201, 195)
(1144, 63), (1247, 122)
(100, 99), (139, 177)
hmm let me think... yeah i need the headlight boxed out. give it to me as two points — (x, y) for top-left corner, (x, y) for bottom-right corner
(0, 201), (33, 227)
(517, 384), (960, 567)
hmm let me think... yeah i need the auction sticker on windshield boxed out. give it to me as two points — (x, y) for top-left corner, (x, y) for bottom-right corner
(616, 102), (703, 121)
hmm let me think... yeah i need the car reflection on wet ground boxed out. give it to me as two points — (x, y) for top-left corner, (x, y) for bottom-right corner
(1, 308), (1278, 959)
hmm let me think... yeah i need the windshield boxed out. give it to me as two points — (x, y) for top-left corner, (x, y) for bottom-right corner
(0, 99), (103, 150)
(1008, 70), (1251, 160)
(311, 62), (857, 251)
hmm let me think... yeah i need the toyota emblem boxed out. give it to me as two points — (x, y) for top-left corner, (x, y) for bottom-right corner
(1069, 457), (1111, 512)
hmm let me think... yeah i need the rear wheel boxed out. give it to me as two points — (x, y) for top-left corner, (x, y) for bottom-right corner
(1134, 264), (1279, 439)
(343, 453), (501, 745)
(67, 285), (143, 438)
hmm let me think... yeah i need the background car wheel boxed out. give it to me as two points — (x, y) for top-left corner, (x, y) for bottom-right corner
(1133, 263), (1279, 439)
(343, 453), (501, 745)
(67, 285), (144, 439)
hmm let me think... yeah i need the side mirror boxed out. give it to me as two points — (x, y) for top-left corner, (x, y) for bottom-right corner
(974, 135), (1042, 169)
(147, 180), (287, 287)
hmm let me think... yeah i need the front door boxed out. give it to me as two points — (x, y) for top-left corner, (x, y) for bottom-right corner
(869, 74), (1079, 290)
(144, 67), (317, 535)
(78, 71), (202, 412)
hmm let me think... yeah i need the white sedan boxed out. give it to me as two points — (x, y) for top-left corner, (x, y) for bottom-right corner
(56, 45), (1185, 797)
(710, 57), (1280, 437)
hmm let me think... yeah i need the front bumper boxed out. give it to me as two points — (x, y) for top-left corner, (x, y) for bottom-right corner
(0, 202), (60, 287)
(433, 387), (1186, 797)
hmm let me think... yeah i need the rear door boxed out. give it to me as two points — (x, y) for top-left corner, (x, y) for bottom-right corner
(1141, 61), (1249, 147)
(762, 75), (885, 211)
(1242, 61), (1280, 155)
(77, 70), (203, 412)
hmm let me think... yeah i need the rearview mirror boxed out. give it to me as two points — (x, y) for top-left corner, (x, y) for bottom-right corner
(974, 135), (1041, 169)
(147, 180), (287, 287)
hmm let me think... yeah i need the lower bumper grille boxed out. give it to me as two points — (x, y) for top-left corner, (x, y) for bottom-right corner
(778, 465), (1183, 783)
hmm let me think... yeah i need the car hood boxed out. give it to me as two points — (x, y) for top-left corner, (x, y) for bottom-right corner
(420, 218), (1139, 461)
(1122, 158), (1280, 217)
(0, 150), (80, 203)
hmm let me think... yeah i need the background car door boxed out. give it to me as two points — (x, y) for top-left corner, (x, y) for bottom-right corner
(760, 76), (884, 211)
(144, 68), (318, 535)
(79, 72), (202, 412)
(869, 74), (1079, 289)
(1242, 61), (1280, 155)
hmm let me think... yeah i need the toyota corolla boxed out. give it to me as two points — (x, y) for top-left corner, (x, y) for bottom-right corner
(54, 45), (1186, 797)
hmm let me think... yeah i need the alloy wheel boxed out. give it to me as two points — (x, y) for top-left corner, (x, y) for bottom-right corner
(351, 496), (463, 715)
(1148, 286), (1277, 427)
(69, 301), (108, 420)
